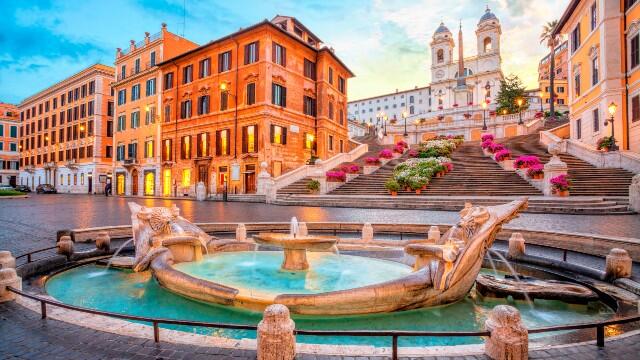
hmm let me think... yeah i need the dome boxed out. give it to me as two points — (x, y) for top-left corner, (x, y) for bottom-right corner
(434, 22), (451, 35)
(479, 7), (498, 24)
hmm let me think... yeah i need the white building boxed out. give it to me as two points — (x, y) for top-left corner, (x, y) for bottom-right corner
(347, 86), (432, 126)
(347, 119), (368, 138)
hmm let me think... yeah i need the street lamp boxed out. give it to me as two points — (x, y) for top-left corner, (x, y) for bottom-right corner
(604, 102), (619, 151)
(481, 101), (488, 131)
(383, 115), (388, 136)
(414, 119), (421, 143)
(517, 98), (524, 125)
(402, 110), (408, 136)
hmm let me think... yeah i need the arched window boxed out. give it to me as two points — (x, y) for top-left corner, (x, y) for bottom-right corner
(437, 49), (444, 63)
(484, 37), (492, 52)
(409, 106), (415, 115)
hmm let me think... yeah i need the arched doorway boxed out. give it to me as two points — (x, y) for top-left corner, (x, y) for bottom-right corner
(131, 169), (139, 196)
(144, 171), (155, 196)
(116, 173), (125, 195)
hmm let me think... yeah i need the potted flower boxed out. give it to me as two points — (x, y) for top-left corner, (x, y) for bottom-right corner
(468, 101), (474, 106)
(494, 149), (511, 162)
(453, 103), (459, 108)
(326, 170), (346, 182)
(393, 144), (405, 158)
(527, 164), (544, 180)
(488, 143), (505, 154)
(365, 157), (381, 165)
(408, 149), (419, 158)
(306, 179), (320, 194)
(397, 140), (409, 149)
(410, 177), (427, 194)
(550, 174), (572, 197)
(597, 136), (615, 152)
(384, 179), (400, 196)
(443, 162), (454, 173)
(379, 149), (394, 159)
(514, 155), (540, 169)
(481, 134), (495, 142)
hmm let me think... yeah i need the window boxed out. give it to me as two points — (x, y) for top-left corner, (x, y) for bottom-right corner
(10, 126), (17, 138)
(131, 84), (141, 101)
(199, 57), (211, 78)
(557, 86), (565, 93)
(220, 92), (228, 111)
(134, 58), (141, 73)
(632, 95), (640, 123)
(410, 105), (415, 114)
(196, 132), (209, 157)
(182, 169), (191, 187)
(107, 101), (114, 116)
(198, 95), (210, 115)
(484, 37), (492, 52)
(81, 85), (87, 98)
(328, 135), (334, 151)
(58, 128), (64, 143)
(107, 120), (113, 137)
(182, 65), (193, 84)
(117, 144), (125, 161)
(590, 3), (597, 31)
(145, 106), (156, 125)
(270, 124), (287, 145)
(150, 51), (156, 66)
(574, 73), (581, 97)
(272, 43), (286, 66)
(164, 72), (174, 90)
(576, 119), (582, 139)
(272, 83), (286, 107)
(592, 108), (600, 132)
(632, 34), (639, 69)
(218, 51), (232, 72)
(130, 111), (140, 129)
(180, 100), (192, 119)
(146, 78), (156, 96)
(437, 49), (444, 63)
(118, 89), (127, 105)
(246, 83), (256, 105)
(181, 135), (192, 159)
(591, 57), (599, 86)
(328, 67), (333, 84)
(242, 125), (258, 153)
(328, 102), (334, 120)
(162, 139), (173, 161)
(164, 105), (171, 122)
(117, 115), (126, 131)
(304, 59), (316, 79)
(127, 142), (138, 160)
(244, 41), (259, 64)
(339, 109), (344, 125)
(303, 96), (316, 116)
(88, 101), (94, 116)
(571, 23), (581, 53)
(144, 139), (154, 158)
(626, 0), (639, 10)
(304, 133), (314, 150)
(53, 98), (57, 109)
(558, 99), (565, 105)
(338, 77), (345, 93)
(215, 129), (230, 156)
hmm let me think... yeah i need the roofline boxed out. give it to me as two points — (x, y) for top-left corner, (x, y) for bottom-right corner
(157, 19), (354, 77)
(347, 85), (431, 104)
(18, 64), (115, 107)
(274, 15), (324, 44)
(553, 0), (580, 36)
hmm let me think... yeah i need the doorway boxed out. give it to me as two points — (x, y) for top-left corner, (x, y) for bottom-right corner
(88, 176), (93, 194)
(244, 164), (256, 194)
(144, 171), (155, 196)
(116, 173), (125, 195)
(131, 169), (139, 196)
(198, 164), (209, 191)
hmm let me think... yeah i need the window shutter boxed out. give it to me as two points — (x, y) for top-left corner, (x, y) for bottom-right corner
(206, 133), (210, 156)
(272, 43), (276, 63)
(226, 130), (231, 155)
(282, 87), (287, 108)
(242, 126), (248, 153)
(271, 84), (276, 104)
(255, 42), (259, 61)
(282, 47), (286, 67)
(254, 125), (259, 152)
(216, 131), (221, 156)
(244, 44), (249, 65)
(218, 54), (223, 73)
(270, 124), (275, 143)
(282, 127), (287, 145)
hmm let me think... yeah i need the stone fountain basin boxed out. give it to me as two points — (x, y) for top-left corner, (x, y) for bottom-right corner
(253, 233), (338, 251)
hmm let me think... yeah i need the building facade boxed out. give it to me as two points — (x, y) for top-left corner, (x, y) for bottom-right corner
(347, 119), (368, 139)
(111, 24), (198, 196)
(0, 103), (20, 187)
(555, 0), (640, 152)
(539, 41), (569, 108)
(158, 16), (353, 197)
(347, 86), (431, 126)
(18, 64), (115, 193)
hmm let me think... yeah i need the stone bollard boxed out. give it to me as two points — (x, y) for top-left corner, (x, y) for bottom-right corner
(0, 268), (22, 303)
(95, 231), (111, 251)
(507, 233), (526, 259)
(630, 174), (640, 213)
(542, 143), (568, 197)
(298, 222), (308, 237)
(0, 251), (16, 269)
(236, 224), (247, 242)
(57, 235), (74, 257)
(427, 226), (440, 243)
(485, 305), (528, 360)
(257, 304), (296, 360)
(605, 248), (632, 281)
(362, 223), (374, 242)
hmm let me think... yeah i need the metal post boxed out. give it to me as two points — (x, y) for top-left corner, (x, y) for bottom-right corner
(41, 301), (47, 319)
(392, 335), (398, 360)
(596, 325), (605, 348)
(153, 321), (160, 343)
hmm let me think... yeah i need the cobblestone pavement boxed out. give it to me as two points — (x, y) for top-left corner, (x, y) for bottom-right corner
(1, 301), (639, 360)
(2, 194), (640, 256)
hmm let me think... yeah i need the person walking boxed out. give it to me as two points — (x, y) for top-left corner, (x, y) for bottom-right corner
(105, 181), (112, 197)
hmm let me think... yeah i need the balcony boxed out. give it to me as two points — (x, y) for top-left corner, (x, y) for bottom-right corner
(123, 158), (139, 168)
(43, 162), (57, 170)
(66, 159), (78, 169)
(24, 165), (35, 173)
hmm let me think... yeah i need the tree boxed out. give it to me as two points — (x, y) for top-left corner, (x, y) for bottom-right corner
(540, 20), (559, 119)
(495, 75), (528, 115)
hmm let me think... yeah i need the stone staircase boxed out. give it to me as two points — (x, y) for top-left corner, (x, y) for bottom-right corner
(503, 134), (635, 197)
(328, 152), (413, 195)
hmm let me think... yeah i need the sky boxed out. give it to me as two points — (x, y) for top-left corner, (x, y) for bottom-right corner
(0, 0), (570, 105)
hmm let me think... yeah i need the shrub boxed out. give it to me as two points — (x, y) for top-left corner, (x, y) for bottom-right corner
(481, 140), (493, 149)
(379, 149), (394, 159)
(326, 171), (346, 182)
(306, 179), (320, 192)
(550, 174), (572, 192)
(494, 149), (511, 162)
(348, 164), (360, 174)
(596, 136), (615, 151)
(443, 162), (454, 172)
(384, 179), (400, 192)
(393, 144), (405, 154)
(408, 149), (419, 157)
(365, 157), (381, 165)
(514, 155), (540, 168)
(527, 164), (544, 177)
(481, 134), (495, 142)
(0, 189), (25, 196)
(488, 143), (505, 153)
(396, 140), (408, 149)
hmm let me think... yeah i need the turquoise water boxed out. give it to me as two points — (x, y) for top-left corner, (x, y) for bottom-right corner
(45, 264), (615, 347)
(174, 252), (413, 297)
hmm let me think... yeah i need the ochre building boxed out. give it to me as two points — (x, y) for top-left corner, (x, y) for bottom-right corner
(0, 103), (20, 187)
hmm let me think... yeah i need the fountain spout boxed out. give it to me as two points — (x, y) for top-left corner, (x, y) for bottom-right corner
(290, 217), (299, 239)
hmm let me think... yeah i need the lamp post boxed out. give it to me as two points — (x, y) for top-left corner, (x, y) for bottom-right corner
(402, 110), (408, 136)
(383, 115), (388, 136)
(481, 101), (488, 131)
(517, 98), (524, 125)
(604, 102), (619, 151)
(414, 119), (421, 143)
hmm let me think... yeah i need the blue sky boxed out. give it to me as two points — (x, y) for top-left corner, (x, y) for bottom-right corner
(0, 0), (569, 104)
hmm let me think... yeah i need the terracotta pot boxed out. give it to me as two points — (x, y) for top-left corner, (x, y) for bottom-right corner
(436, 172), (443, 178)
(555, 190), (570, 197)
(534, 173), (544, 180)
(390, 191), (397, 197)
(415, 189), (421, 195)
(421, 185), (427, 190)
(405, 186), (411, 191)
(601, 148), (610, 153)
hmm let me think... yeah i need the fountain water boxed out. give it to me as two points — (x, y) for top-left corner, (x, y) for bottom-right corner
(487, 249), (534, 308)
(104, 238), (134, 270)
(290, 217), (299, 238)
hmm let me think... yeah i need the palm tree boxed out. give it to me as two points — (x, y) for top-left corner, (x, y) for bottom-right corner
(540, 20), (559, 120)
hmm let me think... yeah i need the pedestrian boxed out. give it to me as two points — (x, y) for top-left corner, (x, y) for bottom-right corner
(105, 181), (112, 197)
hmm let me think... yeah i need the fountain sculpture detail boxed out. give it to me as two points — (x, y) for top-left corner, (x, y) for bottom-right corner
(125, 198), (529, 315)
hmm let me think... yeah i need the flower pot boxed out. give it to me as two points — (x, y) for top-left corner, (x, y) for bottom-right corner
(414, 189), (421, 195)
(436, 172), (443, 178)
(405, 187), (411, 192)
(421, 185), (427, 190)
(390, 191), (397, 197)
(533, 173), (543, 180)
(554, 190), (570, 197)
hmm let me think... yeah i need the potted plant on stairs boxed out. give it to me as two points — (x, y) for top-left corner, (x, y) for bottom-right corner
(384, 179), (400, 197)
(597, 136), (615, 152)
(550, 174), (572, 197)
(306, 179), (320, 194)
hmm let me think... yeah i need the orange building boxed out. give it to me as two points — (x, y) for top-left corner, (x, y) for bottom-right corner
(158, 15), (353, 197)
(111, 23), (198, 196)
(538, 40), (569, 108)
(18, 64), (115, 193)
(0, 103), (20, 187)
(555, 0), (640, 152)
